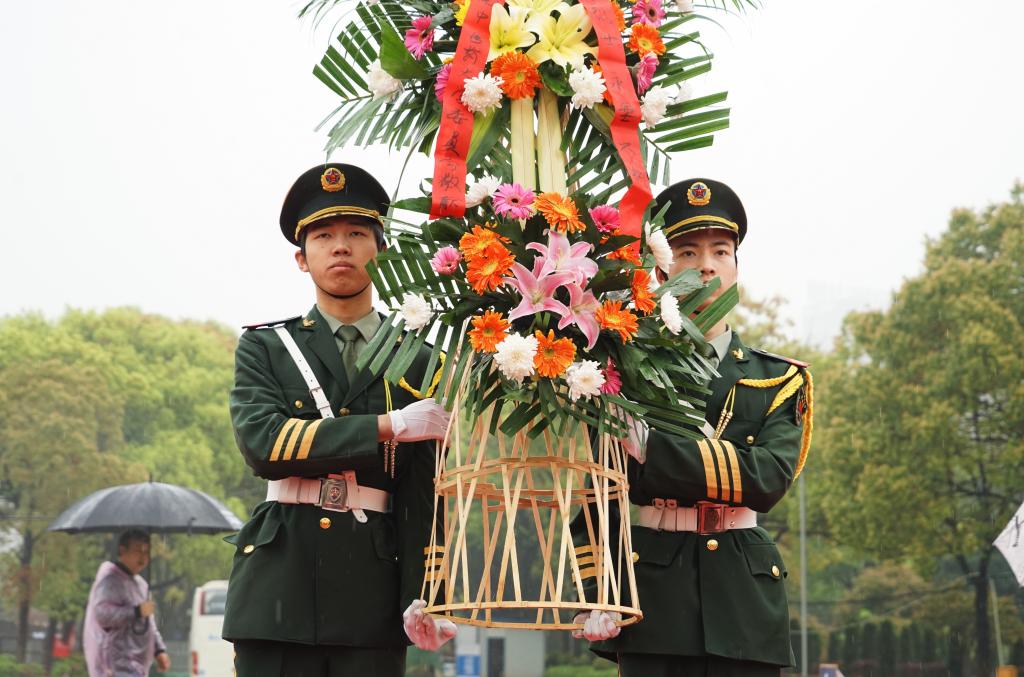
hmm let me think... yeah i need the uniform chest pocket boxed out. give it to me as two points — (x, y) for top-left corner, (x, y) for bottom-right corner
(283, 387), (318, 417)
(724, 415), (762, 443)
(232, 516), (282, 555)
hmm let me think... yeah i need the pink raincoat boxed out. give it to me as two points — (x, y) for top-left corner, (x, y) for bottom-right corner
(83, 561), (166, 677)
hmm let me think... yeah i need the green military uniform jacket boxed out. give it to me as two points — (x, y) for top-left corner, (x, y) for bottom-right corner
(590, 331), (811, 667)
(222, 306), (441, 649)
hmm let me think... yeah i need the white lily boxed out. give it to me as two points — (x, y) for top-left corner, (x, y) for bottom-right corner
(526, 3), (595, 70)
(507, 0), (562, 32)
(489, 5), (537, 61)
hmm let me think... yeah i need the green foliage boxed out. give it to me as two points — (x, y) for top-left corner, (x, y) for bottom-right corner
(544, 663), (618, 677)
(814, 183), (1024, 673)
(0, 308), (258, 642)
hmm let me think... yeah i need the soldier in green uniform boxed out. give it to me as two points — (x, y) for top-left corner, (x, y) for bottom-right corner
(574, 179), (813, 676)
(223, 163), (454, 676)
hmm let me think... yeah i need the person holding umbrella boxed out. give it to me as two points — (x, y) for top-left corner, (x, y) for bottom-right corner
(222, 163), (455, 677)
(83, 530), (171, 676)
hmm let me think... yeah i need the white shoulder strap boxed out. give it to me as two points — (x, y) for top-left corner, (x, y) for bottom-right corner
(273, 327), (335, 420)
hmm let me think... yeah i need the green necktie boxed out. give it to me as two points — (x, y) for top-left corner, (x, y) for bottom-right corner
(336, 325), (361, 383)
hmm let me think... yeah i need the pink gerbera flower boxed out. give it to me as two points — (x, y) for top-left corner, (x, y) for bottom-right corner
(636, 53), (658, 95)
(405, 16), (435, 60)
(492, 183), (536, 219)
(632, 0), (665, 27)
(588, 205), (621, 233)
(600, 359), (623, 395)
(435, 63), (452, 101)
(430, 245), (462, 275)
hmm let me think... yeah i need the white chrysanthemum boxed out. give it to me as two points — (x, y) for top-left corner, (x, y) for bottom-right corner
(641, 84), (676, 127)
(494, 333), (538, 384)
(660, 293), (682, 334)
(676, 0), (693, 13)
(465, 174), (501, 207)
(564, 360), (606, 402)
(568, 68), (606, 109)
(399, 293), (432, 331)
(676, 80), (694, 104)
(646, 224), (674, 272)
(367, 61), (402, 100)
(461, 73), (504, 113)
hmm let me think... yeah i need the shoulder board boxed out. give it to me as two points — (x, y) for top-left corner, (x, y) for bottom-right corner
(749, 348), (810, 369)
(241, 315), (302, 330)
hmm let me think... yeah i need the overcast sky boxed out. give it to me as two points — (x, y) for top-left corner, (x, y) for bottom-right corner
(2, 1), (1021, 348)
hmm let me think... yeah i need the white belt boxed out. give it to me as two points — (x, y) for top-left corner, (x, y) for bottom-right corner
(637, 500), (757, 533)
(267, 472), (390, 522)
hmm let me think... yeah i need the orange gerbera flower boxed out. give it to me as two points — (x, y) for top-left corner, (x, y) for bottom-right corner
(628, 23), (665, 56)
(465, 242), (515, 293)
(533, 329), (576, 378)
(535, 192), (585, 233)
(631, 268), (656, 315)
(491, 52), (541, 99)
(469, 310), (510, 352)
(596, 300), (639, 343)
(609, 0), (626, 31)
(460, 225), (510, 261)
(607, 243), (641, 265)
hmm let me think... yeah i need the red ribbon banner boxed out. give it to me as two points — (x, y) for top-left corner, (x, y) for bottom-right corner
(578, 0), (652, 248)
(430, 0), (506, 220)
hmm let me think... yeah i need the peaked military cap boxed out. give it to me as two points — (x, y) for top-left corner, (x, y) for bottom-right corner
(654, 178), (747, 246)
(279, 163), (389, 246)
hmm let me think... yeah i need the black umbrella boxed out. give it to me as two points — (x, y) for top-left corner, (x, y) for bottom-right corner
(47, 481), (244, 534)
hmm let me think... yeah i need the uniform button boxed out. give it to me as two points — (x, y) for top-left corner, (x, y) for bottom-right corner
(320, 517), (332, 529)
(631, 552), (639, 563)
(242, 544), (255, 554)
(295, 400), (304, 409)
(746, 435), (755, 444)
(338, 407), (351, 416)
(706, 539), (719, 552)
(771, 565), (781, 578)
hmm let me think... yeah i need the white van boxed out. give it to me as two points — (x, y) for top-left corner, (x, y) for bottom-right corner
(188, 580), (234, 676)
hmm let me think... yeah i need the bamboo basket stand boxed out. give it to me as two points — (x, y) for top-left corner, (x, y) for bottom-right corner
(420, 375), (642, 630)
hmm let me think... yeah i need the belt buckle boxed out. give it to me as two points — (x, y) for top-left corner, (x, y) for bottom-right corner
(696, 502), (726, 535)
(318, 478), (349, 512)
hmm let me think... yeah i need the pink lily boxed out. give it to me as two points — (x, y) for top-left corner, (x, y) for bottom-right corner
(557, 283), (601, 349)
(526, 229), (598, 286)
(504, 262), (575, 322)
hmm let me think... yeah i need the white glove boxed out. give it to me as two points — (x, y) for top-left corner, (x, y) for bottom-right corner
(612, 405), (649, 463)
(389, 398), (451, 442)
(571, 610), (622, 641)
(403, 599), (457, 651)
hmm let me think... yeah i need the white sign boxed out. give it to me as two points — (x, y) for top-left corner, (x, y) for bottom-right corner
(994, 500), (1024, 587)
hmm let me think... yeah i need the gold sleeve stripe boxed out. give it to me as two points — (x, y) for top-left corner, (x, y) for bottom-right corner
(574, 545), (594, 556)
(270, 419), (302, 462)
(722, 440), (743, 504)
(767, 373), (805, 415)
(424, 557), (446, 568)
(697, 439), (719, 500)
(579, 567), (597, 580)
(709, 439), (732, 503)
(281, 420), (309, 461)
(424, 545), (447, 555)
(575, 556), (595, 567)
(294, 419), (324, 460)
(738, 365), (798, 389)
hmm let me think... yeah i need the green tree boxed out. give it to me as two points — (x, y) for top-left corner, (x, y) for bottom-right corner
(0, 308), (260, 657)
(816, 184), (1024, 676)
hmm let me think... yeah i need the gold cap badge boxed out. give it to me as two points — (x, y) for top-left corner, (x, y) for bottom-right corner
(687, 181), (711, 206)
(321, 168), (345, 192)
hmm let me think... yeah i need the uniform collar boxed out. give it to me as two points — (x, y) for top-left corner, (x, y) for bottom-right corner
(315, 304), (382, 342)
(707, 327), (733, 364)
